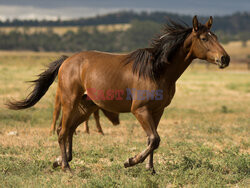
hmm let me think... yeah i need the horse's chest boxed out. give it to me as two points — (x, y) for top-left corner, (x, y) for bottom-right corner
(162, 84), (176, 107)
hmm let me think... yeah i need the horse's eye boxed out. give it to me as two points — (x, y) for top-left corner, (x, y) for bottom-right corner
(201, 37), (207, 42)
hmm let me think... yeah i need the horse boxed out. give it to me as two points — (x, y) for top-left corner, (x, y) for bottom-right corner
(83, 108), (120, 135)
(6, 16), (230, 173)
(49, 86), (120, 135)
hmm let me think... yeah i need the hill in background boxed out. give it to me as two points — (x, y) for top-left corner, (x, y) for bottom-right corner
(1, 11), (250, 34)
(0, 11), (249, 52)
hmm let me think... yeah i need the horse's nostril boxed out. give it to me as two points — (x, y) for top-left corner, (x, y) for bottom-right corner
(221, 56), (226, 63)
(221, 55), (230, 65)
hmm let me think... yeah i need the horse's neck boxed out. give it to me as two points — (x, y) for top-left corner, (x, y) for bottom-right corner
(163, 46), (193, 83)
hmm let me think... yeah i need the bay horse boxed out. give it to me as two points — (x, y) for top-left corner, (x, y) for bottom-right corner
(49, 86), (120, 135)
(6, 16), (230, 173)
(83, 108), (120, 135)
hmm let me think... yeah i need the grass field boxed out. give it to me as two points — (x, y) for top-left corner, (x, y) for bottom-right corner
(0, 51), (249, 187)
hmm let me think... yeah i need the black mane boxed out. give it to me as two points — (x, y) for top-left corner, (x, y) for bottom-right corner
(125, 20), (192, 80)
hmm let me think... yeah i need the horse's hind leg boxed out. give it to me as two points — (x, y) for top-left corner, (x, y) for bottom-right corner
(53, 87), (82, 171)
(66, 95), (99, 162)
(54, 94), (98, 170)
(94, 109), (104, 135)
(53, 111), (75, 168)
(67, 111), (87, 162)
(56, 107), (73, 171)
(49, 87), (61, 135)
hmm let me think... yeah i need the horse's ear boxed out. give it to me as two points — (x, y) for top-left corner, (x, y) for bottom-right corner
(192, 15), (199, 32)
(205, 16), (213, 30)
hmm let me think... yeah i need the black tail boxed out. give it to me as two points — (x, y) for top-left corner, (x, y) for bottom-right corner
(6, 55), (68, 110)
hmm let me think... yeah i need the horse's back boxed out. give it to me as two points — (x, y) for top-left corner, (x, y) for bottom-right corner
(83, 51), (133, 112)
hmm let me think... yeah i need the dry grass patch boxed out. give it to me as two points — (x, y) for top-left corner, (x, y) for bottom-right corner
(0, 52), (249, 187)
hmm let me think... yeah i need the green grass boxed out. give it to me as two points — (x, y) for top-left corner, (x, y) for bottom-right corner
(0, 52), (249, 187)
(226, 82), (250, 93)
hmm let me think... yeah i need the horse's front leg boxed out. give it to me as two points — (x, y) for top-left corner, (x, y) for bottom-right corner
(145, 110), (164, 174)
(145, 138), (155, 173)
(124, 106), (162, 172)
(84, 118), (90, 134)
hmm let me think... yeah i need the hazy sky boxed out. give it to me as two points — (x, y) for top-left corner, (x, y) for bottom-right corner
(0, 0), (249, 20)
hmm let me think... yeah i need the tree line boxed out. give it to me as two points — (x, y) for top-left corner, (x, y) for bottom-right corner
(0, 11), (249, 34)
(0, 19), (249, 52)
(0, 20), (161, 52)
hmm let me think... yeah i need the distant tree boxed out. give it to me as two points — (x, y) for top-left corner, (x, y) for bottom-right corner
(0, 16), (249, 52)
(0, 11), (249, 34)
(121, 20), (161, 51)
(238, 32), (250, 47)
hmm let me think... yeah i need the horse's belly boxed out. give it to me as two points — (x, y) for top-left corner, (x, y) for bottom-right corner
(91, 99), (131, 113)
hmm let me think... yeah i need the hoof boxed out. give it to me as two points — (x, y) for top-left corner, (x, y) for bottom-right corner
(124, 157), (133, 168)
(149, 168), (156, 175)
(146, 164), (156, 174)
(112, 122), (120, 126)
(62, 165), (73, 174)
(53, 161), (61, 168)
(53, 156), (62, 168)
(97, 131), (104, 135)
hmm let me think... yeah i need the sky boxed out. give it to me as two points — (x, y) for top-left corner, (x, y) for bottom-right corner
(0, 0), (249, 20)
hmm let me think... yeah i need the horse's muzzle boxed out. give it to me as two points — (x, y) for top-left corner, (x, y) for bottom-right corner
(217, 55), (230, 69)
(219, 55), (230, 69)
